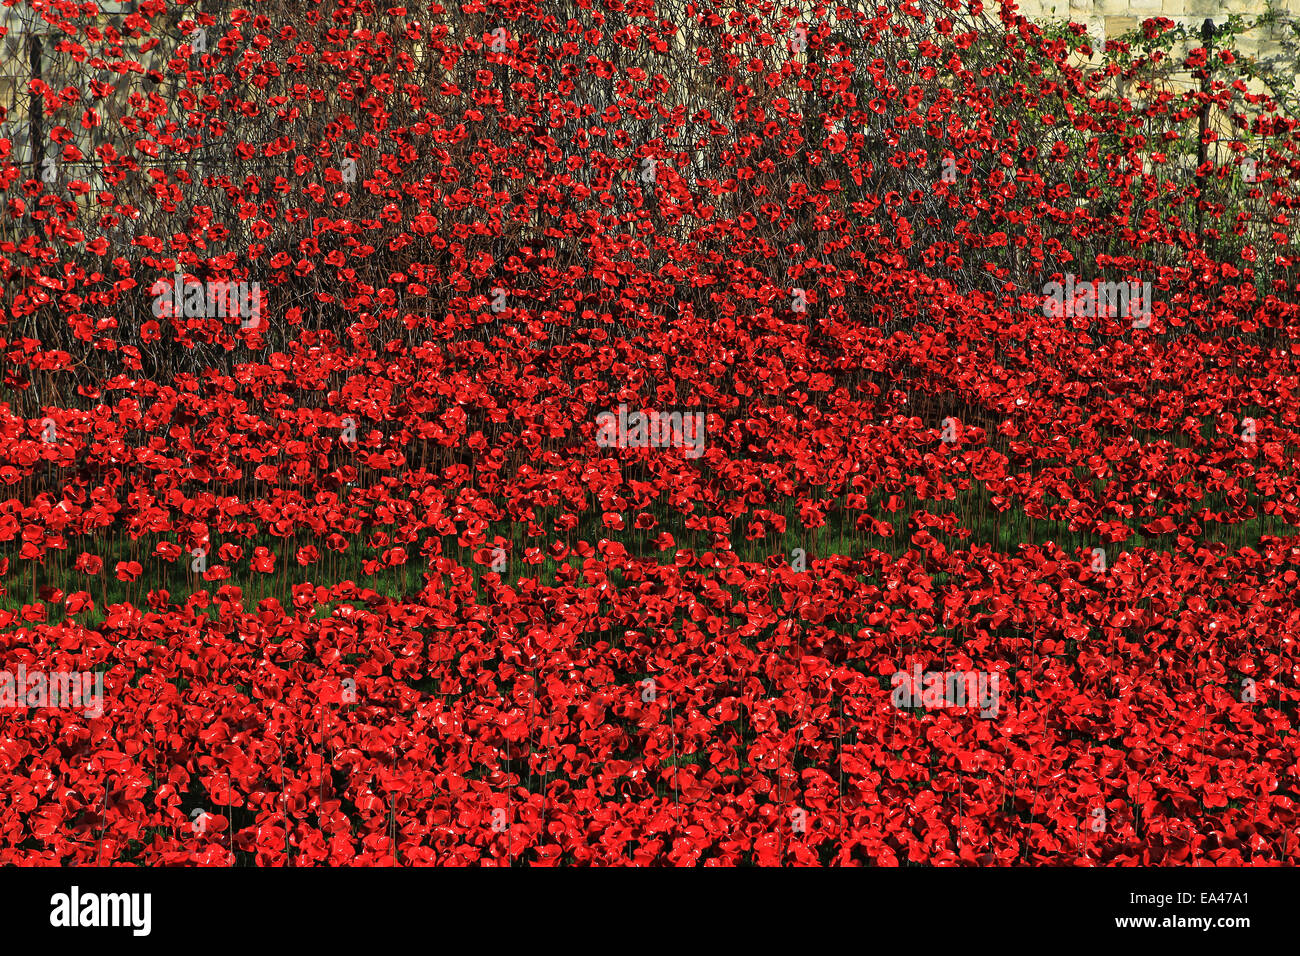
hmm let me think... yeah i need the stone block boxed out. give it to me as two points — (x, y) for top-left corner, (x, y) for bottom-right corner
(1269, 15), (1298, 40)
(1095, 0), (1132, 17)
(1254, 38), (1286, 59)
(1185, 0), (1229, 19)
(1106, 16), (1138, 39)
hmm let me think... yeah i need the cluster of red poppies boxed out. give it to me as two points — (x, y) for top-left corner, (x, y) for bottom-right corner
(0, 0), (1297, 864)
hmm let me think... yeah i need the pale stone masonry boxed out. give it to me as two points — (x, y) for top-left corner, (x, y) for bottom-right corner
(1016, 0), (1296, 67)
(1012, 0), (1300, 127)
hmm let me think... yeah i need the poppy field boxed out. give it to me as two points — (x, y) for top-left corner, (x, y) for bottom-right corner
(0, 0), (1299, 866)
